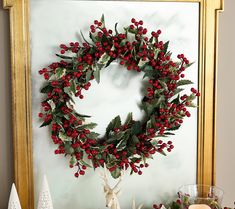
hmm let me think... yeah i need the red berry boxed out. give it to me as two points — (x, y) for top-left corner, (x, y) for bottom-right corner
(82, 165), (87, 170)
(74, 172), (79, 178)
(79, 170), (85, 175)
(38, 113), (43, 118)
(61, 50), (65, 54)
(138, 171), (143, 175)
(131, 18), (136, 23)
(79, 95), (84, 99)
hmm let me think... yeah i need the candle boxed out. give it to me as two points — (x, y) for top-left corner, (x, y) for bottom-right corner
(189, 204), (211, 209)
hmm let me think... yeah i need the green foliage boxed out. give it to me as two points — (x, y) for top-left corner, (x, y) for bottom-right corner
(177, 79), (194, 87)
(40, 84), (53, 93)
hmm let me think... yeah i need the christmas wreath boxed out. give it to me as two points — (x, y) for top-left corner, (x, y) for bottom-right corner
(38, 15), (199, 178)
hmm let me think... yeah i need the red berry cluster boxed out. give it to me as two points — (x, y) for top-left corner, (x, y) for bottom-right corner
(38, 16), (199, 179)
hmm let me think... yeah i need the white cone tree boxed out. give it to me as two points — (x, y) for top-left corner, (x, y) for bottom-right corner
(37, 175), (53, 209)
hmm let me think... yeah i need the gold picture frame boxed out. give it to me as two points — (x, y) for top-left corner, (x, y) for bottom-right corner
(3, 0), (224, 209)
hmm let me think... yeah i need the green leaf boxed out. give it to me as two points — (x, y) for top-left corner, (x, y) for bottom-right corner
(113, 115), (122, 128)
(186, 102), (197, 107)
(55, 67), (66, 78)
(59, 132), (72, 142)
(55, 54), (73, 60)
(64, 143), (74, 154)
(86, 69), (92, 82)
(185, 93), (196, 102)
(138, 58), (149, 67)
(171, 202), (181, 209)
(142, 102), (154, 116)
(185, 62), (195, 68)
(80, 30), (91, 45)
(40, 119), (52, 127)
(78, 122), (97, 130)
(100, 14), (105, 26)
(48, 100), (55, 111)
(163, 41), (169, 54)
(105, 57), (116, 68)
(106, 115), (122, 135)
(125, 27), (137, 34)
(94, 68), (101, 83)
(177, 79), (194, 87)
(115, 22), (119, 34)
(153, 95), (165, 108)
(74, 112), (91, 118)
(89, 32), (97, 43)
(119, 39), (127, 47)
(41, 84), (53, 94)
(150, 115), (156, 127)
(159, 80), (168, 91)
(167, 125), (180, 131)
(80, 159), (92, 168)
(131, 121), (142, 135)
(97, 53), (110, 65)
(171, 95), (180, 104)
(154, 49), (160, 59)
(111, 167), (121, 179)
(131, 135), (140, 144)
(142, 65), (154, 79)
(64, 87), (73, 97)
(70, 155), (77, 166)
(116, 139), (127, 151)
(86, 132), (100, 139)
(174, 88), (184, 95)
(125, 112), (133, 125)
(70, 80), (76, 94)
(164, 132), (175, 136)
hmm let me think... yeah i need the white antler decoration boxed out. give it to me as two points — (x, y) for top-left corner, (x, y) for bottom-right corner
(132, 197), (144, 209)
(100, 165), (123, 209)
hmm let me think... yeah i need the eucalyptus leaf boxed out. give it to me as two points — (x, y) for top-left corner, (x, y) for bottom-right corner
(80, 159), (92, 168)
(94, 68), (101, 83)
(59, 132), (72, 142)
(115, 22), (119, 34)
(163, 41), (169, 54)
(48, 100), (55, 111)
(55, 67), (66, 78)
(41, 84), (53, 94)
(173, 88), (184, 95)
(77, 122), (97, 130)
(125, 112), (133, 125)
(177, 79), (194, 87)
(55, 54), (73, 60)
(70, 155), (77, 166)
(131, 121), (142, 135)
(111, 167), (121, 179)
(40, 119), (52, 127)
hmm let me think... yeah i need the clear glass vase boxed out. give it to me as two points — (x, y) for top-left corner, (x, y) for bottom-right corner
(178, 185), (223, 209)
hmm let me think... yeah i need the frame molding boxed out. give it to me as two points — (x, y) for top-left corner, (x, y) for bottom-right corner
(3, 0), (224, 208)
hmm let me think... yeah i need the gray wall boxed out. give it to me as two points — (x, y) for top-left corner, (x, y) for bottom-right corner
(0, 0), (234, 208)
(0, 4), (13, 209)
(216, 0), (235, 206)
